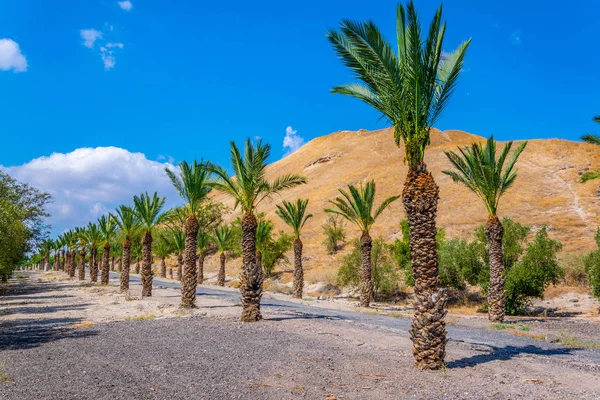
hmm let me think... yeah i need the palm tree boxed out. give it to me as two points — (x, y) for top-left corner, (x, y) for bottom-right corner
(325, 181), (398, 307)
(255, 217), (273, 278)
(74, 227), (87, 281)
(39, 239), (53, 271)
(133, 192), (167, 297)
(197, 230), (212, 284)
(170, 229), (185, 282)
(326, 1), (470, 369)
(165, 160), (212, 308)
(83, 223), (102, 282)
(98, 215), (117, 285)
(213, 226), (233, 286)
(153, 234), (172, 278)
(209, 139), (306, 322)
(276, 199), (313, 299)
(581, 116), (600, 182)
(443, 137), (526, 322)
(132, 242), (142, 274)
(112, 205), (139, 292)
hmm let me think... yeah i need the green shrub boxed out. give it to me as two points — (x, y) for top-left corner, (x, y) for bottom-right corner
(584, 228), (600, 299)
(321, 215), (346, 254)
(260, 230), (293, 278)
(438, 238), (484, 290)
(389, 220), (413, 286)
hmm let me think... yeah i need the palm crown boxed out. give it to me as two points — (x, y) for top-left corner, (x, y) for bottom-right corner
(153, 235), (172, 258)
(275, 199), (313, 238)
(213, 226), (233, 252)
(112, 205), (139, 238)
(83, 222), (103, 249)
(165, 160), (212, 215)
(325, 180), (399, 233)
(327, 1), (470, 166)
(443, 137), (527, 216)
(133, 192), (167, 233)
(197, 230), (213, 255)
(170, 229), (185, 256)
(209, 138), (306, 213)
(98, 215), (117, 243)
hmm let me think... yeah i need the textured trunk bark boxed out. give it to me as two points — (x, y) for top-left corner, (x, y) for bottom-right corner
(177, 255), (183, 282)
(78, 249), (86, 281)
(486, 216), (505, 322)
(111, 255), (115, 272)
(90, 248), (98, 282)
(359, 232), (373, 307)
(135, 258), (140, 274)
(240, 212), (262, 322)
(293, 237), (304, 299)
(256, 251), (263, 276)
(61, 249), (65, 271)
(101, 242), (110, 285)
(159, 257), (166, 278)
(403, 162), (447, 370)
(197, 254), (204, 285)
(141, 232), (153, 297)
(167, 267), (173, 280)
(120, 238), (131, 292)
(181, 215), (199, 308)
(69, 251), (76, 278)
(217, 252), (226, 286)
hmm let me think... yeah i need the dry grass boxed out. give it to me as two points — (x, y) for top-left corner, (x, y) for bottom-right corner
(72, 322), (94, 328)
(558, 252), (589, 287)
(305, 267), (337, 286)
(557, 334), (600, 349)
(0, 361), (9, 383)
(265, 280), (293, 295)
(125, 314), (156, 322)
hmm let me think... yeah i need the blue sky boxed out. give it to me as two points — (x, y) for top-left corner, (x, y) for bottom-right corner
(1, 0), (599, 233)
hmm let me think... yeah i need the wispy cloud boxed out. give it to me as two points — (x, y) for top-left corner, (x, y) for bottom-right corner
(0, 39), (27, 72)
(283, 126), (305, 156)
(118, 1), (133, 11)
(80, 29), (102, 48)
(80, 27), (124, 70)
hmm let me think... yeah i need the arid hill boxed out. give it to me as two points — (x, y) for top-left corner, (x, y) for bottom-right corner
(212, 128), (600, 282)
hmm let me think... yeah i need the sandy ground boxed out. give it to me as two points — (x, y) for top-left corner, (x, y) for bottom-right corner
(1, 272), (600, 399)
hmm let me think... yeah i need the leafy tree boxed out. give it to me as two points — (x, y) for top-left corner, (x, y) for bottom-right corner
(112, 205), (139, 291)
(584, 228), (600, 300)
(321, 214), (346, 254)
(276, 199), (313, 298)
(209, 138), (306, 322)
(213, 225), (234, 286)
(327, 0), (470, 369)
(325, 180), (399, 307)
(581, 116), (600, 182)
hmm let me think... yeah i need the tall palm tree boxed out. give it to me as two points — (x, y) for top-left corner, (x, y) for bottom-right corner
(213, 225), (233, 286)
(209, 139), (306, 322)
(133, 192), (167, 297)
(112, 205), (139, 292)
(83, 223), (102, 282)
(75, 227), (87, 281)
(98, 215), (117, 285)
(39, 239), (53, 271)
(170, 229), (185, 282)
(276, 199), (313, 299)
(443, 137), (526, 322)
(166, 160), (212, 308)
(581, 116), (600, 182)
(197, 230), (212, 284)
(153, 234), (172, 278)
(325, 181), (398, 307)
(326, 1), (470, 369)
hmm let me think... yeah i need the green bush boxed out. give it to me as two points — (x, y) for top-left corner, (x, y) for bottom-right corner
(438, 238), (484, 290)
(321, 215), (346, 254)
(584, 228), (600, 299)
(260, 231), (293, 278)
(389, 220), (413, 286)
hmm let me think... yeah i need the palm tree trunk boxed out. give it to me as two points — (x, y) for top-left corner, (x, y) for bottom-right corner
(359, 232), (373, 307)
(78, 249), (86, 281)
(61, 250), (66, 271)
(485, 215), (505, 322)
(69, 251), (76, 278)
(197, 254), (204, 284)
(159, 257), (166, 278)
(293, 237), (304, 299)
(141, 232), (153, 297)
(217, 252), (226, 286)
(240, 212), (263, 322)
(403, 162), (447, 370)
(177, 255), (183, 282)
(101, 242), (110, 285)
(111, 255), (115, 272)
(116, 257), (121, 273)
(181, 215), (199, 308)
(120, 238), (131, 292)
(256, 250), (263, 277)
(90, 248), (98, 282)
(167, 267), (173, 280)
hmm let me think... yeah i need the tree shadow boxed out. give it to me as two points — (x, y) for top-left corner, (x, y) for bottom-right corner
(267, 312), (343, 322)
(446, 343), (573, 369)
(1, 303), (91, 315)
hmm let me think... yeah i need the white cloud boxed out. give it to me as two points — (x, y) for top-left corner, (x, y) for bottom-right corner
(0, 39), (27, 72)
(80, 29), (102, 48)
(282, 126), (305, 156)
(118, 1), (133, 11)
(1, 147), (180, 235)
(106, 42), (124, 49)
(100, 47), (116, 70)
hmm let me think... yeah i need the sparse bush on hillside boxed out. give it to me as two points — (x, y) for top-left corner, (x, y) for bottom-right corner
(560, 253), (588, 287)
(584, 228), (600, 299)
(321, 215), (346, 255)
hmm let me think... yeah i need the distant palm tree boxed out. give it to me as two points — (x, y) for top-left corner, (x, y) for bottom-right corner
(112, 205), (139, 291)
(133, 192), (167, 297)
(213, 226), (233, 286)
(325, 181), (398, 307)
(153, 234), (172, 278)
(197, 230), (212, 284)
(170, 229), (185, 282)
(83, 223), (102, 282)
(166, 160), (212, 308)
(581, 116), (600, 183)
(327, 1), (469, 369)
(209, 139), (306, 322)
(74, 227), (87, 280)
(276, 199), (313, 299)
(98, 215), (117, 285)
(443, 136), (527, 322)
(132, 242), (142, 274)
(255, 217), (273, 278)
(39, 239), (53, 271)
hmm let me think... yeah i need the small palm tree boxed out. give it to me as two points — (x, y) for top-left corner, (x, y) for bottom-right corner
(276, 199), (313, 299)
(74, 227), (87, 280)
(131, 241), (142, 274)
(112, 205), (139, 291)
(166, 160), (212, 308)
(98, 215), (117, 285)
(153, 234), (172, 278)
(209, 139), (306, 322)
(83, 223), (102, 282)
(170, 229), (185, 282)
(325, 181), (399, 307)
(133, 192), (167, 297)
(581, 116), (600, 183)
(39, 239), (53, 271)
(327, 1), (469, 369)
(197, 230), (213, 284)
(255, 217), (273, 278)
(213, 226), (233, 286)
(443, 137), (527, 322)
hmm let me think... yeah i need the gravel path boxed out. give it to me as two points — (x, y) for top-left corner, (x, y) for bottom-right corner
(1, 272), (599, 399)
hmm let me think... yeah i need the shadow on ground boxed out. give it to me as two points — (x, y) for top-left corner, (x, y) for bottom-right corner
(447, 343), (573, 369)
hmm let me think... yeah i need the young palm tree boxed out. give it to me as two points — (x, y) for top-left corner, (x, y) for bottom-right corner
(83, 223), (102, 282)
(133, 192), (167, 297)
(98, 215), (117, 285)
(209, 139), (306, 322)
(255, 217), (273, 278)
(213, 226), (233, 286)
(443, 137), (526, 322)
(132, 242), (142, 274)
(166, 160), (212, 308)
(112, 205), (139, 291)
(153, 234), (172, 278)
(327, 1), (470, 369)
(581, 116), (600, 183)
(276, 199), (313, 299)
(197, 230), (212, 284)
(325, 181), (398, 308)
(170, 229), (185, 282)
(40, 239), (53, 271)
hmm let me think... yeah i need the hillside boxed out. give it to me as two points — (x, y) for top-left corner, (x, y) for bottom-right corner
(211, 128), (600, 282)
